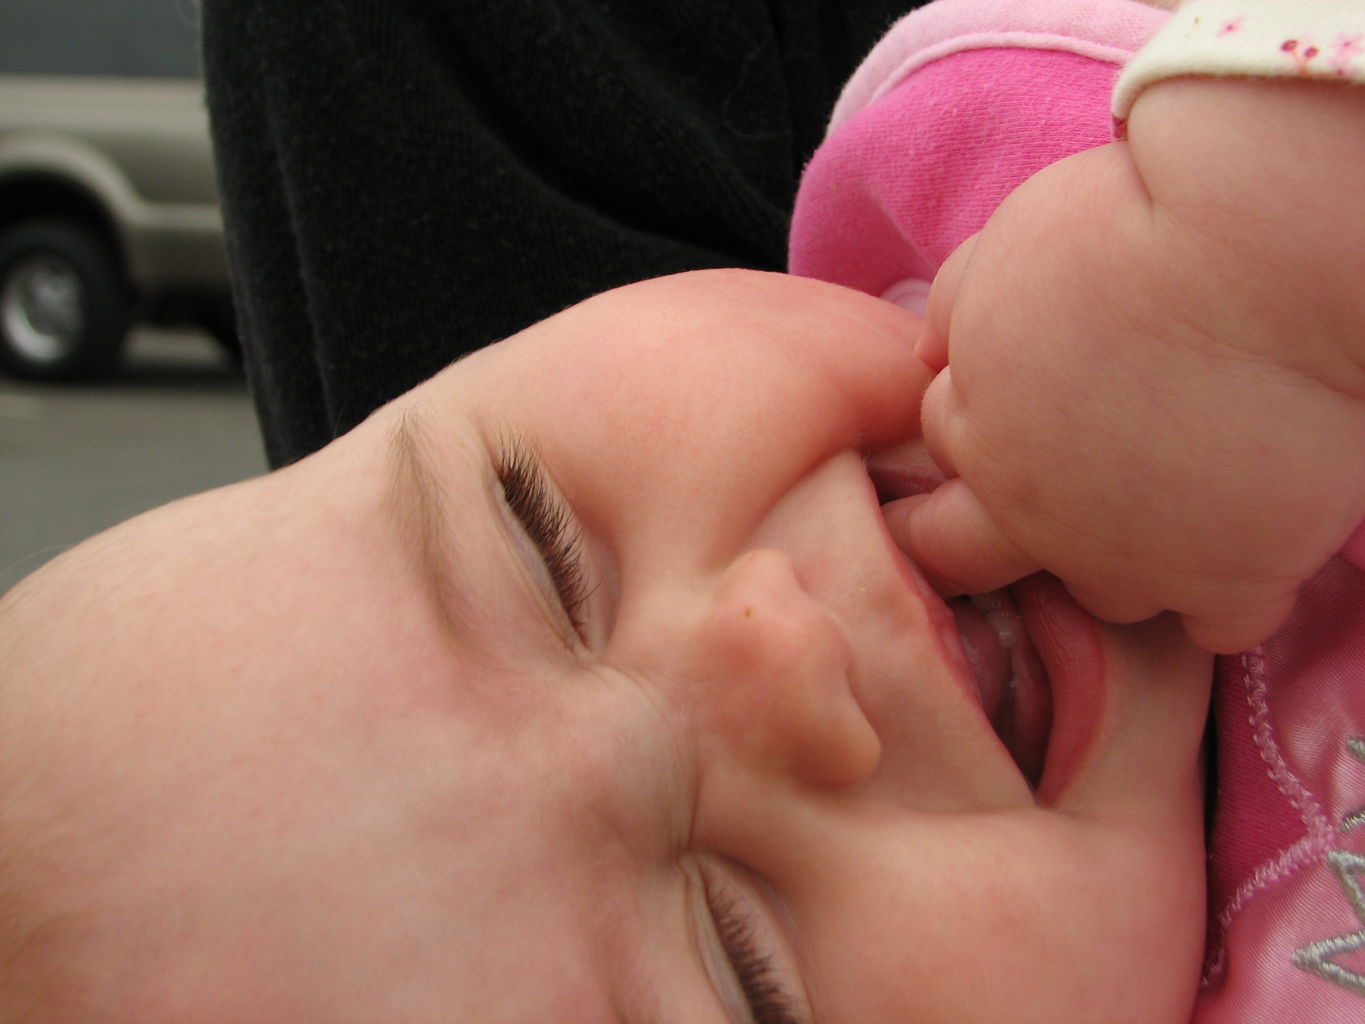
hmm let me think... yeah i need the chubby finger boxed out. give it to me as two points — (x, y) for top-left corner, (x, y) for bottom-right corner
(917, 367), (961, 479)
(882, 479), (1039, 596)
(1059, 579), (1166, 628)
(915, 325), (950, 375)
(916, 232), (978, 373)
(1181, 592), (1300, 654)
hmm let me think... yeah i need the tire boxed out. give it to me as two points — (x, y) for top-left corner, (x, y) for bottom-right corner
(0, 220), (130, 381)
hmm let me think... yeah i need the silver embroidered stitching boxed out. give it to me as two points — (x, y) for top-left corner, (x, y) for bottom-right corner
(1341, 737), (1365, 834)
(1245, 648), (1332, 837)
(1292, 848), (1365, 996)
(1292, 737), (1365, 997)
(1206, 650), (1338, 981)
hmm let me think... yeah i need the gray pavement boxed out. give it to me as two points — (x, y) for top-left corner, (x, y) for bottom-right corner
(0, 328), (268, 594)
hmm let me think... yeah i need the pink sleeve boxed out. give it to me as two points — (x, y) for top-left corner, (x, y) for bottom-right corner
(789, 47), (1120, 303)
(788, 0), (1164, 308)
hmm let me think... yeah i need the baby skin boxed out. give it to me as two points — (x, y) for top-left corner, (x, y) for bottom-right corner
(0, 271), (1210, 1023)
(892, 76), (1365, 653)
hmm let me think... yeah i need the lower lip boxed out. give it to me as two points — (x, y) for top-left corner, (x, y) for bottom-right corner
(1013, 574), (1109, 803)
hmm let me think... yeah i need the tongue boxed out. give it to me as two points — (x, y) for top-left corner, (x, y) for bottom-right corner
(948, 599), (1010, 719)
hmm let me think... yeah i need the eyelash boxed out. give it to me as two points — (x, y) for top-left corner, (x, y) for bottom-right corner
(706, 887), (802, 1024)
(495, 440), (589, 640)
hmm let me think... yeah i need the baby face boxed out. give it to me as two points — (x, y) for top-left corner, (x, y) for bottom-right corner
(0, 270), (1211, 1023)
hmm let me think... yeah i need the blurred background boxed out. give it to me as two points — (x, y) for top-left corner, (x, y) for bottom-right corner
(0, 0), (266, 594)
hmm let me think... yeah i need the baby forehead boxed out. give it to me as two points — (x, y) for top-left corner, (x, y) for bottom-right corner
(516, 269), (918, 353)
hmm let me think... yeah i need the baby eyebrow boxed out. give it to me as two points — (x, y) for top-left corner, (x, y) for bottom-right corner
(383, 410), (471, 635)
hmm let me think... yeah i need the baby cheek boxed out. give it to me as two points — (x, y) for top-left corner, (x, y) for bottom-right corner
(792, 849), (1052, 1023)
(796, 817), (1200, 1024)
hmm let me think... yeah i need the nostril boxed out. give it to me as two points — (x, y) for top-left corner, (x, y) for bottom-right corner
(698, 550), (880, 789)
(704, 568), (834, 679)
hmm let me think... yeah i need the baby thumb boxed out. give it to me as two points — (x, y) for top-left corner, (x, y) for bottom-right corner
(882, 479), (1039, 596)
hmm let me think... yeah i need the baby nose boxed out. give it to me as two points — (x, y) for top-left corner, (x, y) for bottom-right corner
(692, 549), (881, 789)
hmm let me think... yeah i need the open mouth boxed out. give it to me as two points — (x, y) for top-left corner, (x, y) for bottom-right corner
(864, 455), (1057, 786)
(946, 574), (1109, 802)
(867, 455), (1107, 800)
(947, 588), (1052, 788)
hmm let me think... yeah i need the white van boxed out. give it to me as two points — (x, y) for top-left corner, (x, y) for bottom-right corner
(0, 0), (232, 380)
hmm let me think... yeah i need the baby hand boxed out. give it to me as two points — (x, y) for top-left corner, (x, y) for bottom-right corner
(883, 108), (1365, 653)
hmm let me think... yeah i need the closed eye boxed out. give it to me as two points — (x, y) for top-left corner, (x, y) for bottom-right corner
(704, 880), (804, 1024)
(494, 437), (590, 642)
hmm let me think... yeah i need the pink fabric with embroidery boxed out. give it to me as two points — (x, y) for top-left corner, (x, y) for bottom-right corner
(1206, 562), (1365, 1023)
(788, 0), (1365, 1020)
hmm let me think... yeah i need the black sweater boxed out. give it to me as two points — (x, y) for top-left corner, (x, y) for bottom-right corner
(203, 0), (918, 466)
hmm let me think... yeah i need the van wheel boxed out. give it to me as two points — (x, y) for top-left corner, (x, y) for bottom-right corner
(0, 220), (130, 381)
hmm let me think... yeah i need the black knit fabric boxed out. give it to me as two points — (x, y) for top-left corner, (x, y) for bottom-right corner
(202, 0), (916, 467)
